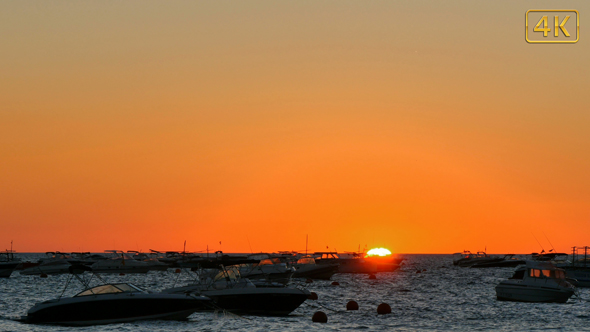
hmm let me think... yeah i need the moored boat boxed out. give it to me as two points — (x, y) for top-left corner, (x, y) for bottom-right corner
(453, 251), (504, 267)
(20, 259), (72, 275)
(0, 250), (20, 278)
(292, 256), (338, 280)
(162, 266), (310, 316)
(23, 265), (212, 325)
(312, 252), (401, 273)
(90, 251), (151, 274)
(495, 261), (575, 303)
(238, 257), (294, 285)
(470, 254), (525, 268)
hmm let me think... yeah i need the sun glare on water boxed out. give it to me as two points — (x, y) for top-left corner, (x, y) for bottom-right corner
(366, 248), (392, 257)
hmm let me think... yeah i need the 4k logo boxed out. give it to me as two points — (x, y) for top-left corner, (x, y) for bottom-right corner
(526, 10), (579, 43)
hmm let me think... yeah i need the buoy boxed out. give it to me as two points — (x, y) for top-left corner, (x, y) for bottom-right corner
(416, 270), (421, 273)
(308, 292), (318, 300)
(422, 269), (426, 272)
(175, 268), (181, 273)
(331, 281), (340, 286)
(119, 273), (125, 276)
(346, 300), (359, 310)
(377, 303), (392, 315)
(40, 273), (48, 278)
(368, 274), (377, 279)
(306, 278), (313, 283)
(312, 311), (328, 323)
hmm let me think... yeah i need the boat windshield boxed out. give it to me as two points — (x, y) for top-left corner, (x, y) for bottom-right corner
(213, 268), (239, 282)
(74, 283), (143, 297)
(296, 258), (315, 265)
(528, 268), (565, 279)
(258, 258), (281, 265)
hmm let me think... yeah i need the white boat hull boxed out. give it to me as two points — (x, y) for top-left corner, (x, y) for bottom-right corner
(495, 283), (574, 303)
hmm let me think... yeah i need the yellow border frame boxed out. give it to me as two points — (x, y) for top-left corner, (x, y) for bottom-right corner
(526, 9), (579, 43)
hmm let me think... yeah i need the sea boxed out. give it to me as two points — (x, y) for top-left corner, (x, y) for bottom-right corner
(1, 254), (589, 331)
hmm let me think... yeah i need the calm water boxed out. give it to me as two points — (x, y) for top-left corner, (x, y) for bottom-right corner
(2, 254), (589, 331)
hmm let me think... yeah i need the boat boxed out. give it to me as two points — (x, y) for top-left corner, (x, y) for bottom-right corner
(291, 256), (338, 280)
(20, 258), (72, 275)
(162, 266), (310, 316)
(495, 261), (575, 303)
(0, 250), (20, 278)
(90, 251), (151, 273)
(126, 251), (169, 271)
(470, 254), (525, 268)
(238, 256), (295, 285)
(23, 265), (212, 326)
(530, 251), (569, 262)
(312, 251), (401, 273)
(453, 251), (504, 267)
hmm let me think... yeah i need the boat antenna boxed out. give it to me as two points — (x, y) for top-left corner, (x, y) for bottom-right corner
(542, 231), (556, 253)
(247, 236), (253, 254)
(531, 232), (545, 252)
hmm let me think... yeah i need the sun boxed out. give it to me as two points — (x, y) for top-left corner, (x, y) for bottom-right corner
(366, 248), (392, 257)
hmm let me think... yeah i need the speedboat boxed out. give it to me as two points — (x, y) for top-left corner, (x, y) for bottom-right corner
(292, 256), (338, 280)
(238, 257), (295, 285)
(312, 251), (402, 273)
(90, 251), (151, 273)
(0, 250), (20, 278)
(312, 252), (372, 273)
(453, 251), (504, 267)
(23, 265), (212, 325)
(470, 254), (525, 268)
(20, 259), (72, 275)
(495, 261), (575, 303)
(126, 251), (169, 271)
(162, 266), (310, 316)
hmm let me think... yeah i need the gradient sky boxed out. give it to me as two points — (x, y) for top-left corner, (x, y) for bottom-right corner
(1, 1), (589, 253)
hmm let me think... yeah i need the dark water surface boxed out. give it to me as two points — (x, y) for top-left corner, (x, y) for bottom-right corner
(1, 254), (589, 331)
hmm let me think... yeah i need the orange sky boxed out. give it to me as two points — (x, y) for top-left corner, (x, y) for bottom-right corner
(1, 1), (589, 254)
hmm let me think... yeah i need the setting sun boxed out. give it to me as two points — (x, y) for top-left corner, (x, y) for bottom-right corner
(366, 248), (392, 257)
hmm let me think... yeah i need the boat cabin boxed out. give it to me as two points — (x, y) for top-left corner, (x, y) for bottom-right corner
(508, 262), (567, 281)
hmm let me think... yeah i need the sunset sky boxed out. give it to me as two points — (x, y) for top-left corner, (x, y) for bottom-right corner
(1, 1), (589, 254)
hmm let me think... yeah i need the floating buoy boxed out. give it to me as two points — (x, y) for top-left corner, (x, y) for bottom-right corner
(40, 273), (48, 278)
(377, 303), (392, 315)
(312, 311), (328, 323)
(331, 281), (340, 286)
(346, 300), (359, 310)
(308, 292), (318, 300)
(119, 273), (125, 276)
(306, 278), (313, 283)
(416, 270), (421, 273)
(368, 274), (377, 279)
(175, 268), (181, 273)
(422, 269), (426, 272)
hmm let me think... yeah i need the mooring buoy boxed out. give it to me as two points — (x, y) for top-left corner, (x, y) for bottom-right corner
(346, 300), (359, 310)
(377, 303), (392, 315)
(312, 311), (328, 323)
